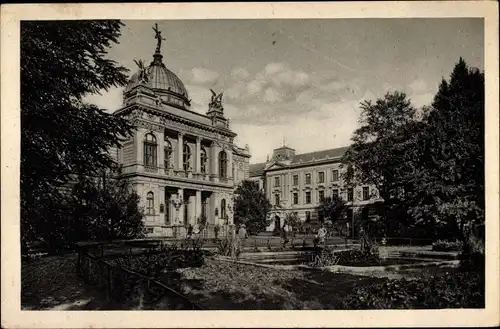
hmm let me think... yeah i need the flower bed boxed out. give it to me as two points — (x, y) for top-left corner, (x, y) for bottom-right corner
(107, 247), (207, 278)
(343, 271), (484, 309)
(309, 249), (383, 267)
(432, 240), (463, 252)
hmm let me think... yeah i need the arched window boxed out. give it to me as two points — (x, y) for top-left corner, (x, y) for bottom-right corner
(200, 147), (208, 173)
(144, 133), (157, 167)
(218, 151), (228, 178)
(146, 192), (154, 215)
(164, 139), (172, 169)
(220, 199), (227, 220)
(183, 143), (192, 171)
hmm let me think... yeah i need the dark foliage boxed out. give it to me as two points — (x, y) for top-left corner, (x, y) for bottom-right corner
(21, 20), (136, 250)
(432, 240), (463, 252)
(343, 271), (484, 309)
(234, 180), (272, 234)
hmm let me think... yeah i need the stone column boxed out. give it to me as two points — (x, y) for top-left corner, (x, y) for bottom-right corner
(210, 142), (219, 182)
(195, 190), (202, 222)
(196, 137), (201, 173)
(177, 188), (184, 225)
(177, 132), (184, 170)
(188, 195), (196, 225)
(158, 131), (165, 175)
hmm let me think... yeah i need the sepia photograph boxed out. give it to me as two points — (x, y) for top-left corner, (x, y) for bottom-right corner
(2, 2), (499, 328)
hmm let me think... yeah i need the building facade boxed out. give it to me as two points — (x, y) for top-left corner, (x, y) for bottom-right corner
(249, 145), (382, 233)
(111, 26), (250, 237)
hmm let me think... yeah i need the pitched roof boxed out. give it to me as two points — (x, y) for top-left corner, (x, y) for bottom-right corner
(291, 146), (349, 164)
(249, 162), (266, 177)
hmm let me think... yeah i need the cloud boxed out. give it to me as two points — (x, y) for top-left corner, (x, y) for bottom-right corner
(188, 68), (220, 86)
(82, 86), (124, 113)
(231, 67), (250, 80)
(408, 79), (428, 94)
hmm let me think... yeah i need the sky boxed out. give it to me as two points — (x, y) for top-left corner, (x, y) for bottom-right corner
(84, 19), (484, 164)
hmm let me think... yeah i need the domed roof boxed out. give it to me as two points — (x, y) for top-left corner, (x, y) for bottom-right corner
(125, 55), (188, 99)
(125, 54), (189, 99)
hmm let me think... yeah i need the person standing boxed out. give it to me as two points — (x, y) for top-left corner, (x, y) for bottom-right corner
(237, 224), (248, 252)
(317, 224), (327, 246)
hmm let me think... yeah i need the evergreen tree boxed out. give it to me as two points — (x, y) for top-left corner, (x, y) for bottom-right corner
(234, 180), (272, 235)
(21, 20), (135, 249)
(410, 58), (485, 247)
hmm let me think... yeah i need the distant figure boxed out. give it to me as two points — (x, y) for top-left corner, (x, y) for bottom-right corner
(317, 224), (327, 245)
(193, 223), (200, 236)
(238, 224), (248, 240)
(229, 225), (237, 259)
(187, 224), (193, 239)
(282, 224), (290, 247)
(237, 224), (248, 252)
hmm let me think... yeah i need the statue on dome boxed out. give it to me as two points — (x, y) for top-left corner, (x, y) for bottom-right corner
(209, 88), (224, 109)
(152, 23), (165, 53)
(133, 59), (149, 84)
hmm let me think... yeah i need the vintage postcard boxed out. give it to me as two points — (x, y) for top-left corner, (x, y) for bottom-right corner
(1, 1), (499, 328)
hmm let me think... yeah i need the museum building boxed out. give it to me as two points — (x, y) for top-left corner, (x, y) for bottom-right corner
(249, 145), (382, 232)
(110, 26), (250, 237)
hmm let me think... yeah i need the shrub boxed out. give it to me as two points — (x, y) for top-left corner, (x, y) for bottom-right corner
(342, 271), (484, 309)
(432, 240), (463, 252)
(310, 248), (340, 267)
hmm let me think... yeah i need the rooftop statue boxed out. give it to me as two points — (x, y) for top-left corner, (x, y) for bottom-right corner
(210, 88), (224, 109)
(152, 23), (166, 53)
(133, 59), (149, 84)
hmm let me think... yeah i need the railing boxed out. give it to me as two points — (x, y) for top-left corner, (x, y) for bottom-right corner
(76, 243), (203, 310)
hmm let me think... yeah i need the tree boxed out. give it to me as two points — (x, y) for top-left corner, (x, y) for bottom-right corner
(21, 21), (135, 249)
(234, 180), (272, 235)
(40, 171), (145, 249)
(410, 58), (484, 253)
(341, 91), (424, 237)
(317, 196), (347, 224)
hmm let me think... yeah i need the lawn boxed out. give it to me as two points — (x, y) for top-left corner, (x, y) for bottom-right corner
(164, 258), (385, 309)
(21, 254), (111, 310)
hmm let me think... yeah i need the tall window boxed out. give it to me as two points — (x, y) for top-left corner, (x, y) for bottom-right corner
(293, 175), (299, 186)
(293, 192), (298, 205)
(332, 170), (339, 182)
(318, 190), (325, 202)
(144, 133), (157, 167)
(305, 191), (311, 204)
(219, 151), (228, 178)
(363, 186), (370, 201)
(347, 187), (354, 202)
(305, 211), (311, 223)
(220, 199), (227, 220)
(305, 173), (311, 185)
(332, 189), (339, 199)
(183, 143), (191, 171)
(274, 176), (280, 187)
(275, 194), (280, 206)
(164, 139), (172, 169)
(146, 192), (154, 215)
(318, 171), (325, 183)
(200, 148), (208, 173)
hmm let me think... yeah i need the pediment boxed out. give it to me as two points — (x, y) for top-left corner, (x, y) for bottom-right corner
(264, 161), (287, 171)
